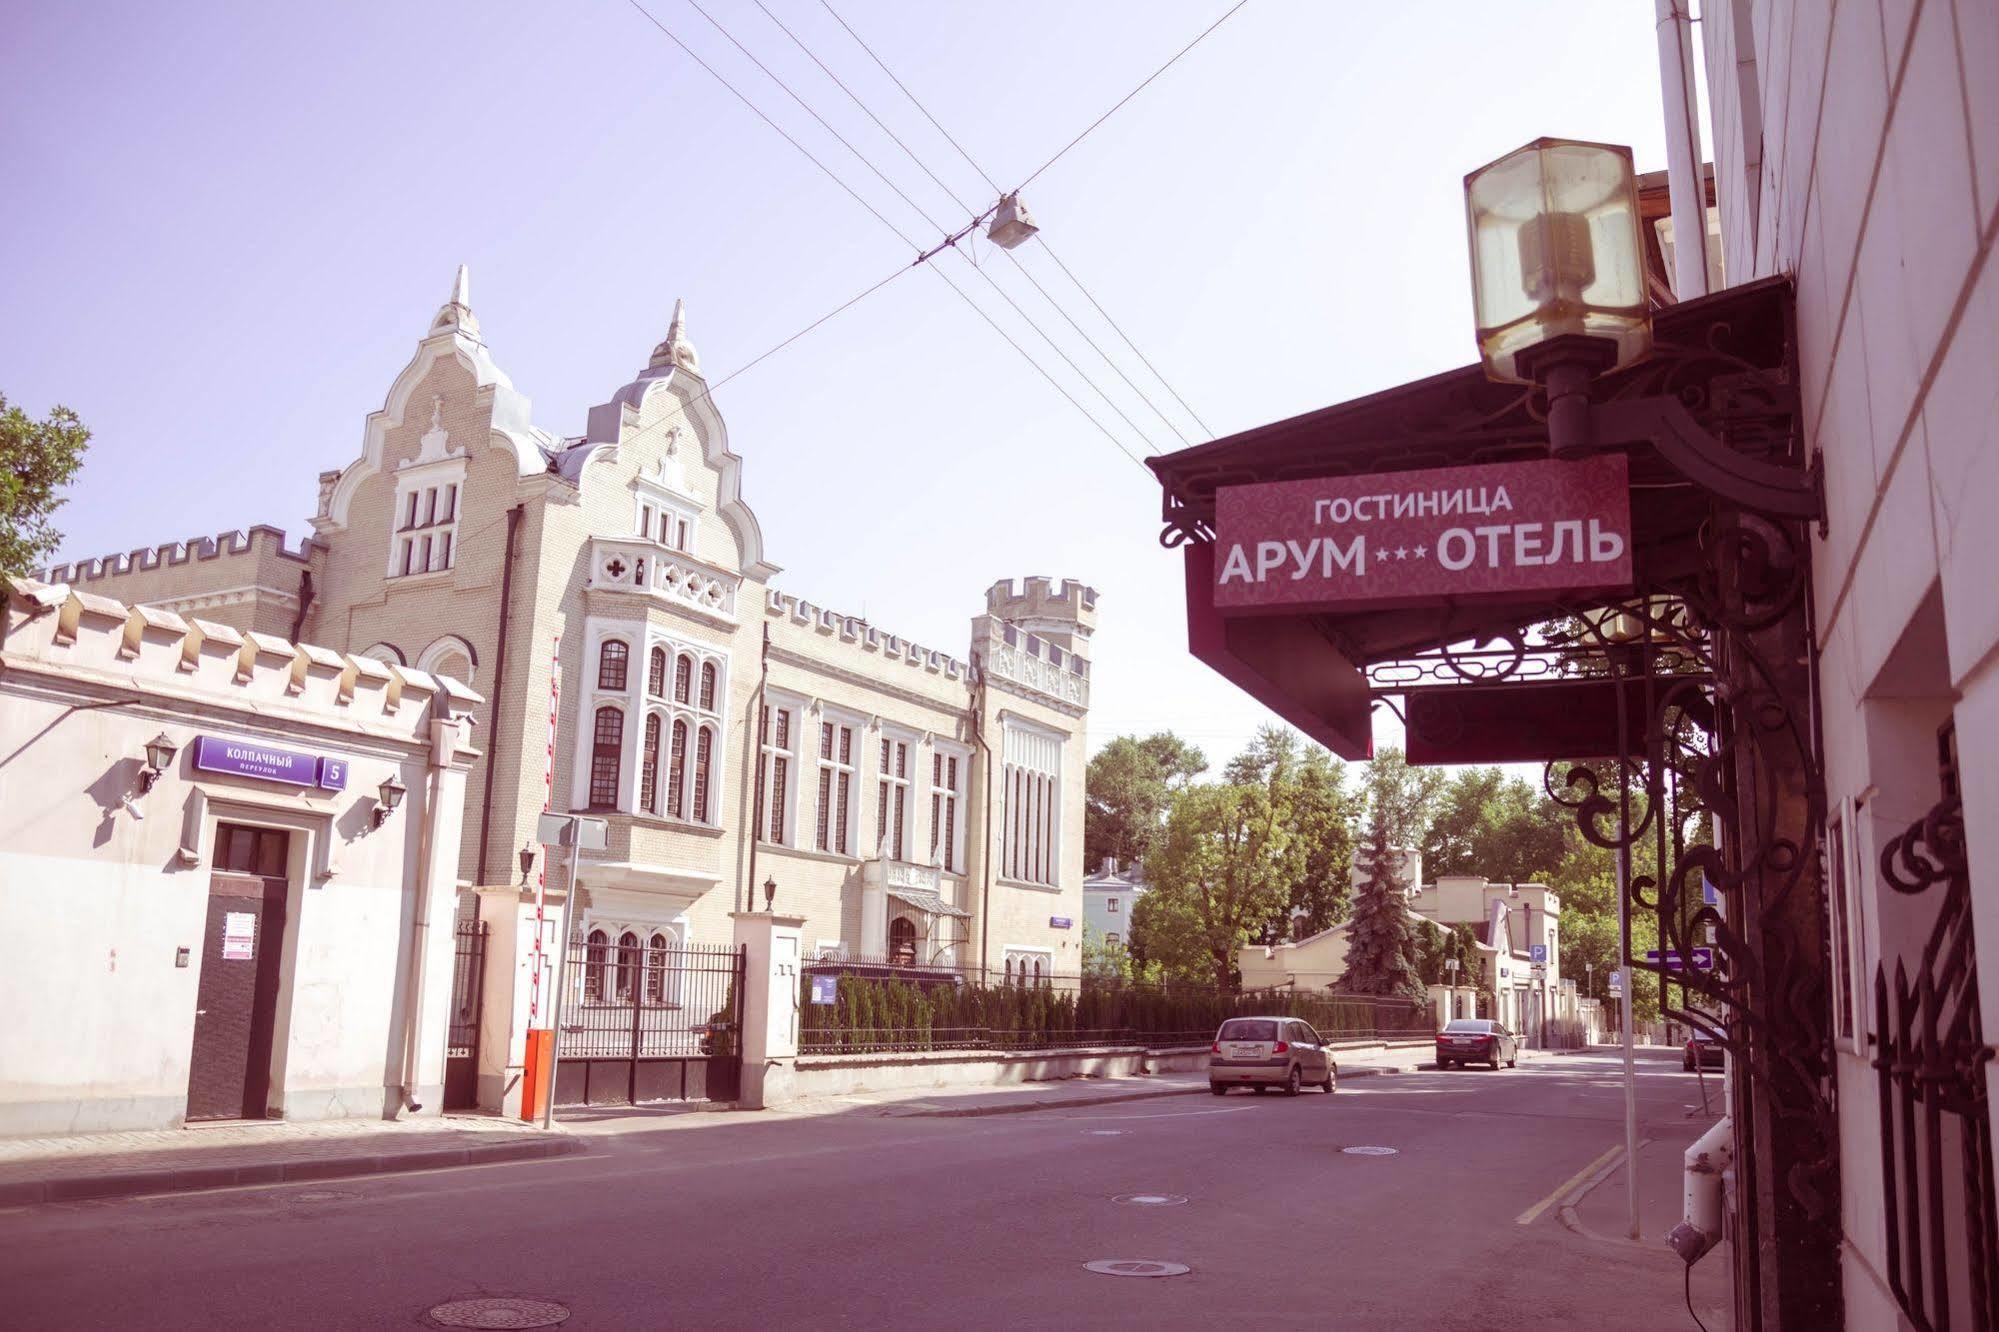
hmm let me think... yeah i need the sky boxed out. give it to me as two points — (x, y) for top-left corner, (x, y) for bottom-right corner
(1, 1), (1679, 778)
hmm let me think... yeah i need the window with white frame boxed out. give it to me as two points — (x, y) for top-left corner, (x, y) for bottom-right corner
(636, 492), (696, 553)
(815, 720), (856, 855)
(390, 474), (462, 577)
(587, 624), (728, 824)
(1004, 947), (1052, 988)
(588, 707), (623, 810)
(1107, 897), (1119, 913)
(1000, 719), (1062, 886)
(877, 735), (911, 860)
(756, 702), (797, 845)
(929, 748), (963, 873)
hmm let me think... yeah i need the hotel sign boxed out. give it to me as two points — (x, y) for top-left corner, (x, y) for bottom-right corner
(1212, 455), (1633, 613)
(193, 736), (348, 790)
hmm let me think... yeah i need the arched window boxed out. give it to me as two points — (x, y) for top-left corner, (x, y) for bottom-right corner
(640, 713), (662, 814)
(598, 640), (629, 691)
(699, 661), (717, 711)
(1032, 957), (1045, 987)
(673, 654), (692, 704)
(645, 931), (671, 1005)
(667, 720), (688, 819)
(889, 917), (917, 966)
(584, 928), (609, 1002)
(1004, 957), (1016, 987)
(615, 930), (639, 1002)
(589, 707), (624, 809)
(693, 726), (714, 823)
(647, 646), (667, 698)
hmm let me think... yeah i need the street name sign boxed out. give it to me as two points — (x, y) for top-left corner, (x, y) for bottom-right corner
(1212, 454), (1634, 614)
(193, 735), (347, 790)
(1645, 947), (1715, 971)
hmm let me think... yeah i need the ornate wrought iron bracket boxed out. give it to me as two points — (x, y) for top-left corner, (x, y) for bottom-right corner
(1593, 396), (1824, 524)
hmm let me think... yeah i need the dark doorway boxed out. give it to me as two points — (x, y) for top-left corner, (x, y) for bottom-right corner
(888, 917), (917, 966)
(185, 824), (290, 1122)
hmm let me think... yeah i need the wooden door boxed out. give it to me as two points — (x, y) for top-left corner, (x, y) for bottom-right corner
(185, 825), (289, 1121)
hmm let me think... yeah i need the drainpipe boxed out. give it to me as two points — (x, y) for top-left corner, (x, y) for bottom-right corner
(473, 504), (524, 887)
(398, 707), (458, 1112)
(742, 622), (770, 913)
(970, 663), (995, 985)
(1655, 0), (1711, 299)
(288, 570), (315, 643)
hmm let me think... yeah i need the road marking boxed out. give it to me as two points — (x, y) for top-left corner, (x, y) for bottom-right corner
(1515, 1143), (1624, 1226)
(1057, 1106), (1252, 1122)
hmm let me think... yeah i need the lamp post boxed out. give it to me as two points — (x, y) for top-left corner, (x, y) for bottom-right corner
(1444, 957), (1461, 1020)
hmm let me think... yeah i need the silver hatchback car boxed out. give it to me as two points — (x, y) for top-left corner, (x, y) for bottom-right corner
(1209, 1016), (1338, 1095)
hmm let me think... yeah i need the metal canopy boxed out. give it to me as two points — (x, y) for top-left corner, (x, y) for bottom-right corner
(888, 887), (972, 919)
(1146, 276), (1798, 759)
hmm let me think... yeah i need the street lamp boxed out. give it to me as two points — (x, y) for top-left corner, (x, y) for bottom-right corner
(518, 842), (537, 887)
(372, 774), (407, 828)
(763, 875), (777, 912)
(1465, 137), (1650, 452)
(137, 732), (179, 793)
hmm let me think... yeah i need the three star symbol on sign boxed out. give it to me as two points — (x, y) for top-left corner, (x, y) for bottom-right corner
(1373, 545), (1429, 566)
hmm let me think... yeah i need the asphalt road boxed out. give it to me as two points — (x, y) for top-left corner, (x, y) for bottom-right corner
(2, 1049), (1730, 1330)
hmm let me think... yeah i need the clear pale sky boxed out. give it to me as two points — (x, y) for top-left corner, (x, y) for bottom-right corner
(2, 1), (1677, 775)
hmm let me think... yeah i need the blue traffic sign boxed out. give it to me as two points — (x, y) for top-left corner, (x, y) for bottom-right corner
(1528, 944), (1548, 964)
(1644, 947), (1715, 970)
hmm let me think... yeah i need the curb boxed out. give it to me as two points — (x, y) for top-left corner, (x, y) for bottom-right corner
(0, 1134), (583, 1208)
(882, 1061), (1438, 1117)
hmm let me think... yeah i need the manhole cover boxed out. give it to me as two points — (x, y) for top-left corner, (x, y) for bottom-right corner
(1113, 1193), (1189, 1207)
(427, 1297), (570, 1329)
(1084, 1260), (1191, 1278)
(1341, 1146), (1399, 1156)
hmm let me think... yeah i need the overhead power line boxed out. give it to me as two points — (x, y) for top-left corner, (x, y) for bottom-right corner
(818, 0), (1221, 441)
(627, 0), (1158, 471)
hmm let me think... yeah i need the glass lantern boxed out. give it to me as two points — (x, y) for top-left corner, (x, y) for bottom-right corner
(1465, 138), (1651, 383)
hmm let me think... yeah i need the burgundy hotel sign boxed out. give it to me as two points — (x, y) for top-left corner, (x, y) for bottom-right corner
(1213, 455), (1634, 613)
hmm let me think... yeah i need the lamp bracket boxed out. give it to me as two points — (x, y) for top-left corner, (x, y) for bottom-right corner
(1592, 396), (1824, 523)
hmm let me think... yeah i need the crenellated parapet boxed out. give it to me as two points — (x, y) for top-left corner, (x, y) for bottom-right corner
(764, 588), (967, 681)
(984, 576), (1099, 646)
(42, 524), (319, 587)
(2, 576), (480, 743)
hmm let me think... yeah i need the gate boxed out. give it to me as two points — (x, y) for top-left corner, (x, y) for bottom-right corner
(554, 936), (745, 1107)
(444, 920), (486, 1110)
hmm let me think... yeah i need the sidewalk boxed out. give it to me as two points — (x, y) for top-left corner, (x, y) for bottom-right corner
(764, 1038), (1467, 1120)
(0, 1113), (579, 1208)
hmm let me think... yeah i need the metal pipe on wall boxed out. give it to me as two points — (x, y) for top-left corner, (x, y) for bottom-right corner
(1656, 0), (1712, 299)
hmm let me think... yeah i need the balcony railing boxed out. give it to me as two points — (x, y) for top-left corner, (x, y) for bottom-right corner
(587, 538), (740, 623)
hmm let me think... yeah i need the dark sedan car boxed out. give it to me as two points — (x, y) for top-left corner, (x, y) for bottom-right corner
(1435, 1018), (1520, 1070)
(1684, 1029), (1726, 1070)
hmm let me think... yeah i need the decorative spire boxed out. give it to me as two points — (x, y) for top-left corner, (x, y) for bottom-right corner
(647, 297), (701, 373)
(430, 264), (481, 339)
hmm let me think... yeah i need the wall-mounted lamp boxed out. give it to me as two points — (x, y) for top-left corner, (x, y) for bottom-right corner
(372, 775), (407, 829)
(763, 875), (777, 912)
(518, 842), (538, 886)
(137, 732), (178, 793)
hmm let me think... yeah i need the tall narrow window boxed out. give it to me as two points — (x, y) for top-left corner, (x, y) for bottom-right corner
(647, 647), (667, 699)
(598, 640), (629, 691)
(667, 720), (688, 819)
(699, 662), (717, 711)
(758, 705), (793, 845)
(589, 707), (624, 809)
(584, 929), (609, 1002)
(391, 477), (462, 577)
(1001, 722), (1060, 886)
(877, 737), (909, 861)
(693, 726), (714, 823)
(930, 752), (961, 872)
(645, 932), (670, 1005)
(640, 713), (662, 814)
(817, 722), (854, 855)
(673, 654), (691, 703)
(614, 930), (639, 1002)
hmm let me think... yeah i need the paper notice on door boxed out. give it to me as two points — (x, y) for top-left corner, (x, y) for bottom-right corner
(221, 911), (255, 961)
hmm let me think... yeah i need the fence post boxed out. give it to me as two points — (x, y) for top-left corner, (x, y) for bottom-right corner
(731, 911), (804, 1110)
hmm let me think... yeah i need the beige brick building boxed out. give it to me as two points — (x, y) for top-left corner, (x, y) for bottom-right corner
(48, 269), (1096, 1110)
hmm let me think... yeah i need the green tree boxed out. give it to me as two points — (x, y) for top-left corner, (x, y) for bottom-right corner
(1084, 731), (1206, 869)
(0, 395), (90, 577)
(1337, 748), (1435, 1000)
(1423, 766), (1569, 884)
(1129, 750), (1295, 988)
(1288, 746), (1356, 934)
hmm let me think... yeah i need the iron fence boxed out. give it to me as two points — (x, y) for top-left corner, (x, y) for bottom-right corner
(554, 937), (744, 1105)
(447, 920), (486, 1059)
